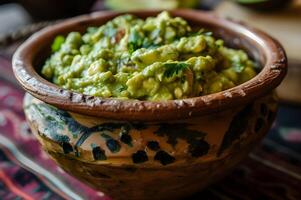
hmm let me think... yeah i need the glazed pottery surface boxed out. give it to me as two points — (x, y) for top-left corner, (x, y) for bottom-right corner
(13, 10), (287, 200)
(24, 93), (277, 200)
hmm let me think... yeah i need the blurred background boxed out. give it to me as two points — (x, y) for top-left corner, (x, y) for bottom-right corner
(0, 0), (300, 199)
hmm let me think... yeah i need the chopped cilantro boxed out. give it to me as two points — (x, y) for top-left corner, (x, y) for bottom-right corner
(128, 28), (144, 53)
(163, 62), (190, 78)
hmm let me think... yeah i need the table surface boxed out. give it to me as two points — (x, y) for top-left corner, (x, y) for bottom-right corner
(0, 3), (300, 200)
(215, 1), (301, 104)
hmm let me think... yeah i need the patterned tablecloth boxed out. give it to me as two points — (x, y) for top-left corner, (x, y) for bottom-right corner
(0, 28), (300, 200)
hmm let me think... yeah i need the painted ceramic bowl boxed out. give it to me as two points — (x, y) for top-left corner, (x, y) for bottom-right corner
(13, 10), (287, 200)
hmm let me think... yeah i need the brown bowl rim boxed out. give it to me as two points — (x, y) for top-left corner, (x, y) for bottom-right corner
(12, 9), (287, 121)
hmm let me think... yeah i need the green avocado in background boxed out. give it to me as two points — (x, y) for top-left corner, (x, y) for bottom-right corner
(42, 11), (257, 101)
(105, 0), (199, 10)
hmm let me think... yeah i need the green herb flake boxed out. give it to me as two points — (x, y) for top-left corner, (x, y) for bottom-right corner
(51, 35), (65, 52)
(163, 62), (190, 78)
(128, 29), (144, 53)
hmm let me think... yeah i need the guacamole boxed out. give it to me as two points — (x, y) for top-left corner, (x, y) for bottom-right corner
(42, 11), (257, 100)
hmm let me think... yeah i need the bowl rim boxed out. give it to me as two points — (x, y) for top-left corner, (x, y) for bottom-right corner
(12, 9), (287, 121)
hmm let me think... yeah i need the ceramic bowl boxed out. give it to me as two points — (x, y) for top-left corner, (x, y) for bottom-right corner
(13, 10), (287, 200)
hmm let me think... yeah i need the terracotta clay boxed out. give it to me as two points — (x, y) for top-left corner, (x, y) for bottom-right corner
(14, 10), (287, 200)
(13, 10), (287, 121)
(24, 93), (277, 200)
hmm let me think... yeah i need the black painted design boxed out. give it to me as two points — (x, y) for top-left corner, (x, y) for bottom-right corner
(30, 104), (71, 143)
(154, 150), (175, 165)
(75, 123), (144, 149)
(106, 139), (121, 153)
(188, 139), (210, 157)
(120, 134), (132, 146)
(147, 141), (160, 151)
(34, 104), (89, 139)
(131, 123), (147, 130)
(92, 145), (107, 160)
(100, 133), (112, 140)
(75, 132), (93, 151)
(66, 119), (89, 139)
(62, 142), (73, 154)
(95, 123), (126, 132)
(120, 125), (130, 135)
(99, 133), (121, 153)
(29, 104), (126, 155)
(132, 150), (148, 163)
(52, 135), (70, 144)
(74, 124), (128, 156)
(29, 102), (211, 161)
(217, 104), (253, 157)
(154, 124), (207, 147)
(119, 125), (132, 146)
(255, 118), (265, 133)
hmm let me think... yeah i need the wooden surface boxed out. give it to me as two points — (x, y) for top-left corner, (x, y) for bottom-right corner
(215, 0), (301, 104)
(215, 0), (301, 62)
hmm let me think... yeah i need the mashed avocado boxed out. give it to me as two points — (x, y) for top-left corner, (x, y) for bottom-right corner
(42, 11), (257, 100)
